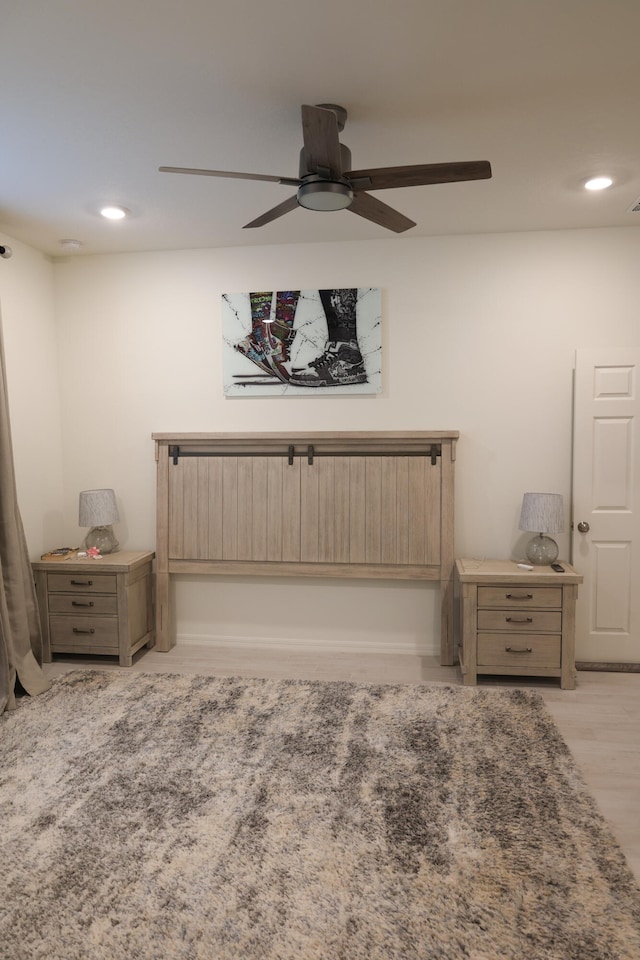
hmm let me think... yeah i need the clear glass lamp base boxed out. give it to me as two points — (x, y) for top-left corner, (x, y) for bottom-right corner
(525, 533), (559, 565)
(84, 525), (119, 554)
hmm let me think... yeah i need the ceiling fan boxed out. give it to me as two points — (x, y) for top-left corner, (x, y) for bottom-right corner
(159, 104), (492, 234)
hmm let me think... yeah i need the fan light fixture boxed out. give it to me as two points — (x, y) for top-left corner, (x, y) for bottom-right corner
(297, 180), (353, 211)
(518, 492), (564, 565)
(79, 488), (120, 554)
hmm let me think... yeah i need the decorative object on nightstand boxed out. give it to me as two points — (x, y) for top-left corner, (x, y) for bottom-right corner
(518, 492), (564, 565)
(40, 547), (79, 561)
(32, 550), (155, 667)
(78, 488), (120, 554)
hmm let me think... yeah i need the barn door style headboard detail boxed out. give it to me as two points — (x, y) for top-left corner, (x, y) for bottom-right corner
(152, 431), (459, 664)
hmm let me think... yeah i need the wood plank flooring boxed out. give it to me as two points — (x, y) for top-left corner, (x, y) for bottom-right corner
(43, 644), (640, 884)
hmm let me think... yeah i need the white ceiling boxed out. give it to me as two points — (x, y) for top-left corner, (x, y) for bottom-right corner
(2, 0), (640, 258)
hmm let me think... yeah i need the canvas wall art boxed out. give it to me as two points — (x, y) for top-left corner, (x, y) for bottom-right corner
(222, 288), (382, 396)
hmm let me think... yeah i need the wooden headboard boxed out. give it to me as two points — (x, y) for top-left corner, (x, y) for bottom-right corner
(153, 431), (459, 664)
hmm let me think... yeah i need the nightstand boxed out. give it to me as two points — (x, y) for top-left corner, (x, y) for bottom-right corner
(33, 550), (155, 667)
(454, 559), (583, 689)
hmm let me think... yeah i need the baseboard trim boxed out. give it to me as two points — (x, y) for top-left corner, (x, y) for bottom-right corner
(176, 632), (437, 658)
(576, 660), (640, 673)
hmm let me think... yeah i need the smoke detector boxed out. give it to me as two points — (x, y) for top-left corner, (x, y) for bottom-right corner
(627, 197), (640, 214)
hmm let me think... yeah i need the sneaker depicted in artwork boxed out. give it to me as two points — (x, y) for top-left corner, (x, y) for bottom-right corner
(234, 333), (273, 376)
(234, 290), (300, 381)
(289, 340), (367, 387)
(263, 317), (296, 382)
(234, 291), (274, 376)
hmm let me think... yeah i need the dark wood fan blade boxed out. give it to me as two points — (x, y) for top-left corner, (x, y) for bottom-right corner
(348, 193), (416, 233)
(243, 195), (299, 229)
(346, 160), (492, 191)
(159, 166), (301, 187)
(300, 105), (343, 179)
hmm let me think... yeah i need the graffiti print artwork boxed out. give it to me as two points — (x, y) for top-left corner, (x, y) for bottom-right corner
(222, 288), (382, 396)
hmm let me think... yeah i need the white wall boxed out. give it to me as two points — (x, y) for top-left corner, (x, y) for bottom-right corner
(0, 232), (64, 555)
(10, 225), (640, 656)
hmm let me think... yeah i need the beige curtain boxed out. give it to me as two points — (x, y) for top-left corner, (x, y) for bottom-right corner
(0, 308), (50, 714)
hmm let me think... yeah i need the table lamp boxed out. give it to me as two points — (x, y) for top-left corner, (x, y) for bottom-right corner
(518, 492), (564, 565)
(79, 488), (120, 554)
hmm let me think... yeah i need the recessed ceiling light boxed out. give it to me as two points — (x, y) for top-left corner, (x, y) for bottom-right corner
(100, 205), (129, 220)
(584, 177), (613, 191)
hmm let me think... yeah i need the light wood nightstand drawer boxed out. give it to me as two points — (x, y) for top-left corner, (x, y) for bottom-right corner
(477, 586), (562, 609)
(477, 609), (562, 632)
(47, 573), (117, 595)
(49, 615), (119, 650)
(48, 594), (119, 615)
(477, 634), (561, 668)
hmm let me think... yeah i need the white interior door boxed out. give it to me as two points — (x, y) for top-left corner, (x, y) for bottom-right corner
(573, 348), (640, 663)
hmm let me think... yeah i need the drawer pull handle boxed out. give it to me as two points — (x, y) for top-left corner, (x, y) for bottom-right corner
(505, 593), (533, 600)
(505, 646), (533, 654)
(72, 627), (95, 635)
(72, 601), (94, 608)
(70, 579), (93, 587)
(505, 616), (533, 623)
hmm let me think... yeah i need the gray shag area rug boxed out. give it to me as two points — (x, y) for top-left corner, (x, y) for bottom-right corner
(1, 671), (639, 960)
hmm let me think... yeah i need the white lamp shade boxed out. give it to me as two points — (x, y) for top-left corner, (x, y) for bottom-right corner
(78, 488), (120, 527)
(518, 492), (564, 534)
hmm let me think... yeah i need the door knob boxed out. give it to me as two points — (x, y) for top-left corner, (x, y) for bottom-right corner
(577, 521), (590, 533)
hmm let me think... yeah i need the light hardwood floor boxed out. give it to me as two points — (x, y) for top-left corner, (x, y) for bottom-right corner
(43, 644), (640, 884)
